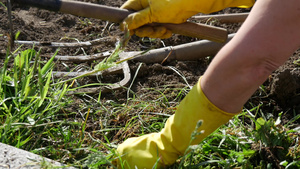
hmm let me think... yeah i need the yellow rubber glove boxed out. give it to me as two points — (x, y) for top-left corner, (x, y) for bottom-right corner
(115, 77), (240, 168)
(120, 0), (255, 38)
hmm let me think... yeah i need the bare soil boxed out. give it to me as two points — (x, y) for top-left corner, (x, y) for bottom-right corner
(1, 0), (299, 168)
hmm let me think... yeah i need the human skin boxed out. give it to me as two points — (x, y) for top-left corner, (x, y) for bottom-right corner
(201, 0), (300, 113)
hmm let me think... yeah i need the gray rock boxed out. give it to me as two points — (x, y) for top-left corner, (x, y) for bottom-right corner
(0, 143), (75, 169)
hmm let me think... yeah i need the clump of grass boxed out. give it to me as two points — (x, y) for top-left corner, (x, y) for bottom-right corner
(172, 106), (300, 169)
(0, 47), (72, 148)
(0, 46), (86, 169)
(0, 25), (142, 168)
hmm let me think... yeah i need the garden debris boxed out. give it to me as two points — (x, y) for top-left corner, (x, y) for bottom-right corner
(15, 36), (117, 48)
(53, 53), (131, 94)
(13, 34), (235, 93)
(191, 13), (249, 23)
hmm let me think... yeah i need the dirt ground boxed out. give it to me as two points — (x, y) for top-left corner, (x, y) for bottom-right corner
(1, 0), (300, 168)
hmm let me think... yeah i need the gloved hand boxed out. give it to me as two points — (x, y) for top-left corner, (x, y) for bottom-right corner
(115, 77), (240, 168)
(120, 0), (255, 38)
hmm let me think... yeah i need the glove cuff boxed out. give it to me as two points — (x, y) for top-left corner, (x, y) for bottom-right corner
(192, 0), (255, 14)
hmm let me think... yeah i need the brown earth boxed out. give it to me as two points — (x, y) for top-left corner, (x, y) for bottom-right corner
(1, 0), (300, 168)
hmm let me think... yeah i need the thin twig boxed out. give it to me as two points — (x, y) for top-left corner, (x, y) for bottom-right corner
(44, 51), (111, 62)
(14, 36), (117, 48)
(161, 46), (173, 64)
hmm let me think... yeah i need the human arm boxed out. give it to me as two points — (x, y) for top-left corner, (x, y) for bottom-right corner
(201, 0), (300, 113)
(120, 0), (255, 38)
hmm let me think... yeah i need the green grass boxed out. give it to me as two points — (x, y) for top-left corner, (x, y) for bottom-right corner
(172, 109), (300, 169)
(1, 42), (299, 168)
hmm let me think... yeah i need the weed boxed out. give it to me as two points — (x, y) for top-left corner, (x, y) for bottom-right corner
(0, 46), (76, 163)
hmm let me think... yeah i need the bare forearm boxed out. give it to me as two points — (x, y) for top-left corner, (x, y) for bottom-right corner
(201, 0), (300, 113)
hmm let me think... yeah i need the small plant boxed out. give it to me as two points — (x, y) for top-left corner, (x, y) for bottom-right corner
(248, 112), (300, 168)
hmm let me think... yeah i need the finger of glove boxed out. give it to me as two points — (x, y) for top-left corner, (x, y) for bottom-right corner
(120, 0), (149, 11)
(158, 29), (173, 39)
(122, 8), (152, 31)
(134, 26), (154, 37)
(135, 26), (172, 39)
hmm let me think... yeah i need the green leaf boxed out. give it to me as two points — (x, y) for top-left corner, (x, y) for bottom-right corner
(38, 69), (52, 107)
(280, 160), (288, 167)
(56, 83), (68, 102)
(41, 51), (57, 76)
(255, 117), (265, 130)
(17, 134), (32, 148)
(242, 149), (256, 156)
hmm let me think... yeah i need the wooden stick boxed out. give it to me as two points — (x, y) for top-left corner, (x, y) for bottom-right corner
(13, 0), (228, 43)
(131, 34), (235, 63)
